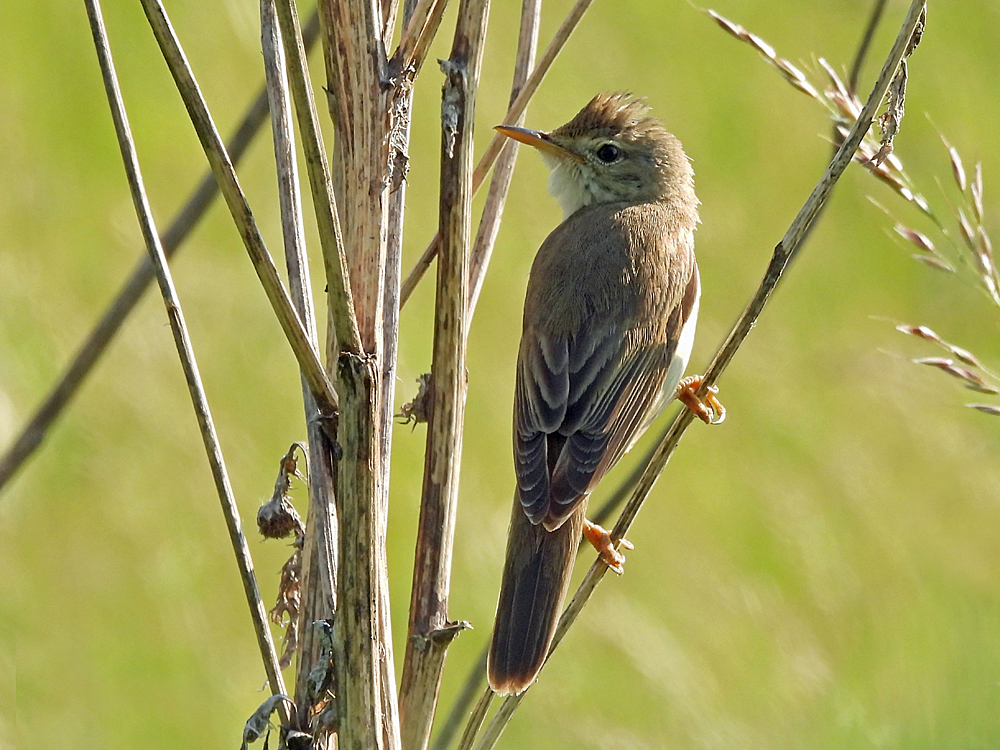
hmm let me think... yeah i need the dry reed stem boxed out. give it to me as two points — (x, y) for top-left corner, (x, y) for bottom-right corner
(319, 0), (399, 745)
(333, 352), (388, 750)
(397, 2), (490, 748)
(466, 2), (928, 748)
(467, 0), (541, 318)
(393, 0), (447, 73)
(848, 0), (888, 90)
(261, 1), (308, 326)
(84, 0), (290, 726)
(259, 3), (344, 735)
(273, 0), (363, 355)
(383, 0), (401, 47)
(398, 0), (597, 306)
(0, 16), (321, 494)
(137, 0), (338, 414)
(424, 2), (541, 745)
(408, 0), (454, 82)
(375, 1), (431, 737)
(321, 0), (389, 353)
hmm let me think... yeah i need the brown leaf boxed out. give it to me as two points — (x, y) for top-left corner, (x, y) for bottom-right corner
(397, 373), (433, 425)
(258, 444), (307, 540)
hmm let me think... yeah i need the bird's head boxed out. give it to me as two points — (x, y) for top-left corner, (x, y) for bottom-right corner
(496, 92), (696, 219)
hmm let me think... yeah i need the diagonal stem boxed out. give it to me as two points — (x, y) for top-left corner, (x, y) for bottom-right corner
(393, 0), (447, 73)
(467, 0), (541, 318)
(0, 14), (321, 494)
(399, 0), (596, 307)
(259, 0), (340, 733)
(84, 0), (289, 725)
(137, 0), (338, 413)
(850, 0), (889, 92)
(272, 0), (362, 355)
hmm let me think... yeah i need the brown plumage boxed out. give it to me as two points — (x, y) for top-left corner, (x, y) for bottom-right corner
(487, 93), (702, 695)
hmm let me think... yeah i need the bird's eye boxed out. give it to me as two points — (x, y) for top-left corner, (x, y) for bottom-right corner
(595, 143), (622, 163)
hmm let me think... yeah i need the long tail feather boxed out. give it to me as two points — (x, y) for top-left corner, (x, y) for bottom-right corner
(487, 499), (585, 695)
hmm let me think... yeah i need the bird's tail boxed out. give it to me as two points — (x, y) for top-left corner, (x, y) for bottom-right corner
(487, 498), (585, 695)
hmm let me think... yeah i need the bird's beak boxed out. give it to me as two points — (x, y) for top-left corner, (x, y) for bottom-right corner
(494, 125), (584, 162)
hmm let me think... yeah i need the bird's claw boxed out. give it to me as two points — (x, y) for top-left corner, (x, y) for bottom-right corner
(674, 375), (726, 425)
(583, 520), (632, 575)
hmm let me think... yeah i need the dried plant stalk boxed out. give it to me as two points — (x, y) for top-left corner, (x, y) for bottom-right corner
(374, 0), (425, 739)
(398, 2), (490, 748)
(399, 0), (596, 306)
(259, 2), (344, 735)
(321, 0), (390, 352)
(333, 352), (388, 750)
(0, 15), (322, 492)
(468, 0), (541, 317)
(84, 0), (290, 726)
(394, 0), (449, 74)
(273, 0), (362, 355)
(318, 0), (399, 745)
(426, 1), (541, 745)
(138, 0), (338, 414)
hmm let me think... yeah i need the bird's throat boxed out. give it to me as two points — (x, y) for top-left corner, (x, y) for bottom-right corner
(542, 154), (599, 219)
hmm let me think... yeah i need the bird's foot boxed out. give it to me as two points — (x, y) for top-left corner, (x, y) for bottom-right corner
(583, 519), (633, 575)
(674, 375), (726, 425)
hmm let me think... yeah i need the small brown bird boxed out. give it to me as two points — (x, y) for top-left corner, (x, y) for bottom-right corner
(487, 93), (723, 696)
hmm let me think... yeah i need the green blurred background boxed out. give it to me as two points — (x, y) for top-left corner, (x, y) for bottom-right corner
(3, 1), (1000, 748)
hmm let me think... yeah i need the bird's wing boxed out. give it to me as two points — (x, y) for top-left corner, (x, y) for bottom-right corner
(514, 265), (698, 529)
(513, 321), (619, 523)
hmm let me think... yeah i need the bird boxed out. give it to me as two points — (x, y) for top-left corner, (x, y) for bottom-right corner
(486, 92), (724, 696)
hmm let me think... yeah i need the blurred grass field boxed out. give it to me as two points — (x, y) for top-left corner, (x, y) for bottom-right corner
(3, 1), (1000, 748)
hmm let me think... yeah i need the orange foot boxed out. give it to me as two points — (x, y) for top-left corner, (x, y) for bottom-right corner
(674, 375), (726, 425)
(583, 519), (633, 575)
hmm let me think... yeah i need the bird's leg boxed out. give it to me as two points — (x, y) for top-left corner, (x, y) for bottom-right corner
(582, 519), (633, 575)
(674, 375), (726, 425)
